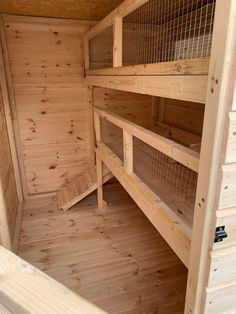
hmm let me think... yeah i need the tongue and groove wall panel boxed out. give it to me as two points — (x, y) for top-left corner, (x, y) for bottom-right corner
(2, 15), (96, 197)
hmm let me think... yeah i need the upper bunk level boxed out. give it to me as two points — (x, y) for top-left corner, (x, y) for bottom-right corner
(84, 0), (216, 103)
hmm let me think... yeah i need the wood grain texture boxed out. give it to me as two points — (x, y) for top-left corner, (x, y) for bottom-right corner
(0, 246), (106, 313)
(19, 183), (187, 314)
(0, 1), (123, 20)
(57, 166), (113, 210)
(3, 15), (95, 196)
(0, 87), (18, 240)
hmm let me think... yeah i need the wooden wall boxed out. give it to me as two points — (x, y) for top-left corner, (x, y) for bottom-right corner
(2, 15), (96, 197)
(201, 37), (236, 313)
(93, 87), (152, 127)
(0, 87), (18, 239)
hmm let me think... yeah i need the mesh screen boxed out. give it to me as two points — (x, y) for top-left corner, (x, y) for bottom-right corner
(133, 137), (198, 227)
(100, 117), (124, 161)
(89, 26), (113, 69)
(123, 0), (216, 66)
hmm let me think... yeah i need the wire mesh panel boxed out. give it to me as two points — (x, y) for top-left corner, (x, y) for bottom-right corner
(123, 0), (216, 66)
(100, 117), (124, 161)
(89, 26), (113, 69)
(133, 137), (198, 227)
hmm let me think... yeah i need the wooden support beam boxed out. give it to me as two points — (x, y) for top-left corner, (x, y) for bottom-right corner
(0, 246), (106, 313)
(86, 58), (210, 76)
(0, 30), (22, 202)
(84, 0), (149, 41)
(84, 39), (90, 70)
(185, 0), (236, 313)
(0, 180), (12, 250)
(97, 143), (191, 267)
(94, 111), (101, 142)
(113, 17), (122, 67)
(0, 18), (28, 200)
(96, 154), (105, 209)
(95, 107), (200, 172)
(87, 75), (207, 104)
(123, 130), (133, 174)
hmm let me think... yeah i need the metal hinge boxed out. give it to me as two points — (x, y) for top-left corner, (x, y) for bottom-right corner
(214, 226), (228, 243)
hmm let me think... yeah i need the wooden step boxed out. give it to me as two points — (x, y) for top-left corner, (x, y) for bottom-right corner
(57, 166), (113, 210)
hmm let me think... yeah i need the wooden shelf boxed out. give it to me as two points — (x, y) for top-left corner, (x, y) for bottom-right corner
(86, 58), (210, 76)
(87, 74), (207, 103)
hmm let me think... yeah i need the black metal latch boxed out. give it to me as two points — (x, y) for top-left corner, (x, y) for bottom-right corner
(214, 226), (228, 243)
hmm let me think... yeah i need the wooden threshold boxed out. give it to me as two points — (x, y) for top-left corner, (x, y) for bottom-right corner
(97, 143), (191, 268)
(95, 107), (200, 172)
(86, 75), (207, 103)
(86, 58), (209, 76)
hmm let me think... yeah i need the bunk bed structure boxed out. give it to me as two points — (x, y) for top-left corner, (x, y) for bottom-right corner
(83, 0), (236, 313)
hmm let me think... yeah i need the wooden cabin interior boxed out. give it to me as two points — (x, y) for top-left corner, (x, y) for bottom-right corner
(0, 0), (236, 313)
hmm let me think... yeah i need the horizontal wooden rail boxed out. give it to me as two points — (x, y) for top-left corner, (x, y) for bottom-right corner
(97, 143), (191, 268)
(95, 107), (200, 172)
(84, 0), (149, 41)
(87, 75), (207, 104)
(0, 246), (106, 314)
(87, 58), (210, 76)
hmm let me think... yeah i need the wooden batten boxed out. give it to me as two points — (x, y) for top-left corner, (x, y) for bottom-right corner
(0, 180), (12, 250)
(97, 143), (191, 267)
(86, 58), (210, 76)
(95, 107), (200, 172)
(87, 75), (207, 104)
(84, 0), (149, 41)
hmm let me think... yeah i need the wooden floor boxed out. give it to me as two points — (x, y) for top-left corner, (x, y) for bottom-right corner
(19, 183), (187, 314)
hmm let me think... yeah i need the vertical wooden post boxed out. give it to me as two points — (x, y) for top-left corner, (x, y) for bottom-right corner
(123, 130), (133, 174)
(0, 29), (23, 202)
(88, 85), (95, 166)
(185, 1), (236, 313)
(0, 179), (12, 250)
(0, 18), (28, 200)
(113, 17), (123, 67)
(94, 111), (106, 209)
(84, 39), (90, 71)
(96, 154), (105, 209)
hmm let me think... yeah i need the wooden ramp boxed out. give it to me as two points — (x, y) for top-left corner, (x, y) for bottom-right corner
(57, 167), (113, 210)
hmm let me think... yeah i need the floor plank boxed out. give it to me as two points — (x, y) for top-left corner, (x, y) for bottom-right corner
(19, 183), (187, 314)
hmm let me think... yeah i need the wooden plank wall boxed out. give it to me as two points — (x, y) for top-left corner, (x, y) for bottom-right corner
(2, 15), (96, 197)
(93, 87), (152, 127)
(202, 40), (236, 313)
(0, 87), (18, 239)
(93, 87), (152, 152)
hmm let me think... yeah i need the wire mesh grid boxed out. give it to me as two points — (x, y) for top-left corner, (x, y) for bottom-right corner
(123, 0), (216, 66)
(100, 117), (124, 161)
(89, 26), (113, 69)
(133, 137), (198, 227)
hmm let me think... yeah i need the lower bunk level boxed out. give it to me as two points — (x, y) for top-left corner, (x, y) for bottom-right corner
(19, 182), (187, 314)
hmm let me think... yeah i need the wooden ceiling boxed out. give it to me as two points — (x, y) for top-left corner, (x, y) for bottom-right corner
(0, 0), (124, 21)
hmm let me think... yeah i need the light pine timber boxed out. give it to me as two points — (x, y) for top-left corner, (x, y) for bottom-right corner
(97, 143), (191, 267)
(3, 15), (95, 196)
(57, 166), (113, 211)
(84, 0), (149, 41)
(0, 246), (106, 314)
(86, 75), (207, 104)
(113, 16), (122, 67)
(185, 0), (236, 313)
(86, 58), (210, 76)
(95, 107), (200, 173)
(0, 35), (22, 202)
(0, 17), (28, 200)
(0, 180), (12, 250)
(19, 183), (187, 314)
